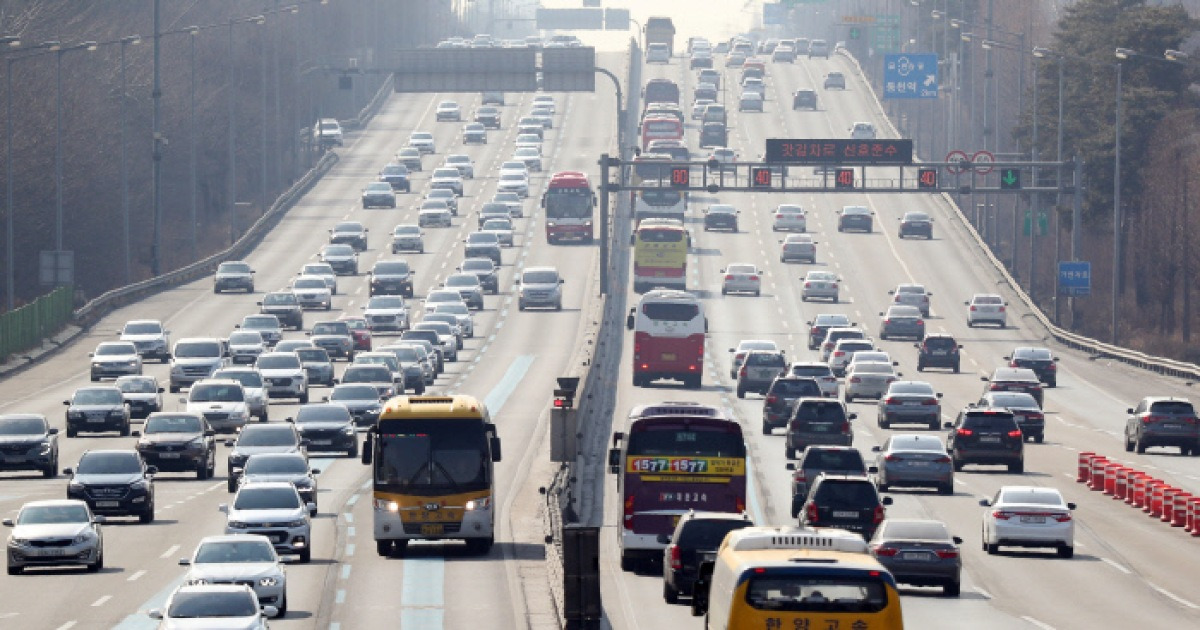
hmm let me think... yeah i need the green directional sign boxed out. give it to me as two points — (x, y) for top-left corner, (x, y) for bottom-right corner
(1000, 168), (1021, 190)
(1023, 210), (1048, 236)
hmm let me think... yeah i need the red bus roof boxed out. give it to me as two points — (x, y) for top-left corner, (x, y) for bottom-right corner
(547, 171), (590, 188)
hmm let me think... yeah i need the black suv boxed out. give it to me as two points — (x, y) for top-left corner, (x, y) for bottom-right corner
(225, 424), (305, 492)
(807, 314), (853, 350)
(786, 445), (872, 517)
(916, 334), (961, 373)
(659, 511), (754, 604)
(1005, 347), (1059, 387)
(799, 474), (891, 540)
(368, 260), (415, 298)
(944, 408), (1024, 472)
(258, 292), (303, 330)
(792, 89), (817, 110)
(785, 398), (856, 459)
(378, 163), (412, 192)
(1125, 397), (1200, 455)
(699, 122), (726, 148)
(64, 386), (131, 438)
(460, 258), (499, 294)
(65, 449), (156, 523)
(134, 412), (216, 479)
(0, 414), (59, 478)
(703, 206), (739, 231)
(762, 377), (822, 434)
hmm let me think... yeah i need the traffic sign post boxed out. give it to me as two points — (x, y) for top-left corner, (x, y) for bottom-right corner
(883, 54), (938, 99)
(1058, 261), (1091, 297)
(763, 3), (786, 26)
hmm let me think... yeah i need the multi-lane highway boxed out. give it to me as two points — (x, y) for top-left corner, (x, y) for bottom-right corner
(4, 32), (1200, 630)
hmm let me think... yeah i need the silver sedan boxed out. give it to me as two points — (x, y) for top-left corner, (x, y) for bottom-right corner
(721, 263), (762, 296)
(878, 381), (943, 429)
(873, 434), (954, 494)
(844, 362), (901, 402)
(4, 500), (104, 574)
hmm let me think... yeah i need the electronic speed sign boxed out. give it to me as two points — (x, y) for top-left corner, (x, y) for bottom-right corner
(834, 168), (855, 189)
(765, 138), (914, 165)
(670, 167), (690, 189)
(917, 167), (938, 189)
(751, 167), (772, 188)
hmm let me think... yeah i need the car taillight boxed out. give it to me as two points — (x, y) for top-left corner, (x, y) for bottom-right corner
(993, 510), (1014, 520)
(1010, 361), (1019, 367)
(775, 214), (784, 218)
(766, 395), (778, 404)
(884, 454), (899, 462)
(882, 319), (891, 324)
(849, 377), (861, 383)
(831, 283), (838, 289)
(1053, 513), (1073, 523)
(873, 505), (885, 525)
(935, 549), (959, 559)
(990, 384), (1002, 390)
(957, 428), (974, 437)
(792, 470), (806, 482)
(750, 275), (759, 281)
(805, 502), (819, 523)
(668, 544), (682, 570)
(623, 495), (634, 529)
(872, 545), (898, 557)
(841, 422), (851, 433)
(884, 397), (897, 405)
(916, 320), (924, 326)
(922, 399), (938, 406)
(970, 305), (977, 311)
(810, 327), (820, 334)
(736, 498), (745, 513)
(1047, 363), (1057, 370)
(1007, 429), (1023, 439)
(833, 351), (845, 357)
(725, 275), (735, 281)
(893, 296), (901, 302)
(740, 366), (747, 377)
(934, 455), (952, 463)
(804, 282), (812, 288)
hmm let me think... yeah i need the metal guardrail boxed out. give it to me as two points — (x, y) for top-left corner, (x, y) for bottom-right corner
(839, 47), (1200, 382)
(0, 286), (74, 362)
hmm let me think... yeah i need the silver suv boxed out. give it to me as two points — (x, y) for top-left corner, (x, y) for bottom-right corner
(169, 338), (229, 393)
(517, 267), (564, 311)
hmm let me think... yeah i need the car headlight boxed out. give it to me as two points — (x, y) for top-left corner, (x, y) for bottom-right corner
(293, 478), (313, 488)
(108, 410), (125, 419)
(229, 453), (246, 465)
(228, 521), (248, 529)
(186, 437), (205, 450)
(125, 360), (139, 367)
(68, 411), (85, 420)
(187, 578), (209, 585)
(342, 425), (357, 435)
(258, 576), (279, 587)
(284, 519), (307, 529)
(130, 479), (150, 491)
(465, 497), (492, 511)
(68, 481), (84, 492)
(34, 443), (52, 455)
(73, 530), (95, 544)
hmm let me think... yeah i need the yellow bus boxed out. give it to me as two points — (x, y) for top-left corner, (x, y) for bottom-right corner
(632, 218), (689, 293)
(361, 395), (502, 556)
(693, 527), (904, 630)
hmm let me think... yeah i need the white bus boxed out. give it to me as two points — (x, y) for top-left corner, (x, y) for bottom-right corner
(625, 289), (706, 388)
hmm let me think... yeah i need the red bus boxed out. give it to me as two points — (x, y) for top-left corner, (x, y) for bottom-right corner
(541, 171), (596, 243)
(640, 115), (684, 150)
(607, 401), (747, 571)
(626, 288), (703, 385)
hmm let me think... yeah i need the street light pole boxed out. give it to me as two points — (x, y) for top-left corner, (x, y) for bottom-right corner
(54, 41), (96, 280)
(151, 0), (163, 276)
(188, 28), (198, 261)
(1112, 54), (1126, 345)
(120, 35), (140, 284)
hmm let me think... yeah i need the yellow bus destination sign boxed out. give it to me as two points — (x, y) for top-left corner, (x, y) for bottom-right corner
(627, 456), (746, 476)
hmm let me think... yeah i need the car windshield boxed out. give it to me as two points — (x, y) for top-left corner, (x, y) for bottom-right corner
(256, 355), (301, 370)
(974, 295), (1003, 305)
(446, 275), (479, 288)
(394, 226), (420, 236)
(391, 347), (421, 362)
(237, 427), (296, 447)
(0, 416), (47, 435)
(312, 323), (349, 336)
(482, 219), (512, 230)
(344, 367), (390, 383)
(228, 332), (264, 345)
(295, 405), (352, 423)
(426, 291), (462, 304)
(745, 352), (784, 367)
(791, 365), (831, 377)
(888, 383), (934, 396)
(73, 389), (124, 405)
(175, 342), (221, 358)
(123, 322), (162, 335)
(494, 193), (520, 203)
(262, 293), (296, 306)
(794, 402), (846, 423)
(367, 297), (405, 309)
(295, 348), (330, 363)
(216, 371), (263, 388)
(169, 590), (259, 619)
(381, 164), (406, 175)
(807, 272), (837, 282)
(999, 490), (1064, 506)
(77, 452), (140, 474)
(436, 303), (471, 315)
(467, 233), (499, 245)
(1015, 348), (1053, 360)
(851, 363), (893, 375)
(727, 264), (756, 274)
(145, 415), (203, 433)
(331, 385), (380, 400)
(241, 317), (277, 330)
(771, 380), (817, 396)
(218, 263), (251, 274)
(195, 540), (276, 564)
(411, 132), (433, 141)
(302, 264), (333, 275)
(924, 337), (957, 349)
(294, 278), (325, 290)
(425, 314), (456, 326)
(19, 503), (90, 524)
(677, 520), (751, 547)
(366, 182), (392, 192)
(190, 384), (243, 403)
(801, 448), (863, 470)
(117, 378), (158, 394)
(500, 172), (525, 182)
(904, 213), (930, 221)
(897, 286), (925, 295)
(514, 148), (539, 158)
(880, 520), (951, 541)
(814, 481), (878, 507)
(522, 271), (559, 284)
(324, 245), (354, 256)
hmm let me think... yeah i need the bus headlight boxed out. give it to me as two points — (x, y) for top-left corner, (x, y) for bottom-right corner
(373, 499), (399, 512)
(465, 497), (491, 511)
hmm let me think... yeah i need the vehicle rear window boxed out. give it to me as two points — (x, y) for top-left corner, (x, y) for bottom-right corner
(963, 413), (1017, 429)
(998, 490), (1064, 506)
(801, 449), (864, 471)
(745, 353), (785, 367)
(792, 402), (846, 423)
(924, 337), (956, 349)
(880, 520), (950, 540)
(813, 481), (878, 507)
(628, 426), (745, 458)
(642, 303), (699, 322)
(637, 226), (684, 242)
(677, 520), (751, 547)
(771, 380), (820, 396)
(1150, 401), (1195, 415)
(791, 366), (830, 377)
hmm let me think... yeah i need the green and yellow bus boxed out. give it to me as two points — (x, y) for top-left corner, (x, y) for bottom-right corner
(362, 395), (502, 556)
(693, 526), (904, 630)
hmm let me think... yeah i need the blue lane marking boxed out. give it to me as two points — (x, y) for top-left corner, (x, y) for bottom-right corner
(396, 359), (532, 629)
(482, 354), (536, 418)
(110, 574), (186, 629)
(745, 448), (766, 524)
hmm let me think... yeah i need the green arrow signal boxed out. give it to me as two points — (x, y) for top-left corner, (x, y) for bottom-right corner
(1000, 168), (1021, 190)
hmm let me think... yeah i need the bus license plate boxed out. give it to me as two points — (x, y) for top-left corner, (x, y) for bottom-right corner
(661, 353), (676, 361)
(421, 524), (444, 536)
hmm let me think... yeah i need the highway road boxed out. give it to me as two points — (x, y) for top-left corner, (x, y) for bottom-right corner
(598, 49), (1200, 630)
(4, 36), (1200, 630)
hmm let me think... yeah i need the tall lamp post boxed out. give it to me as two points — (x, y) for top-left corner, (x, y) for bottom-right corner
(1112, 49), (1129, 346)
(119, 35), (141, 284)
(54, 41), (98, 273)
(1, 34), (25, 312)
(228, 15), (267, 246)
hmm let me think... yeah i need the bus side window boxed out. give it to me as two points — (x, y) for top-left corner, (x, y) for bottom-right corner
(626, 308), (636, 330)
(691, 560), (714, 616)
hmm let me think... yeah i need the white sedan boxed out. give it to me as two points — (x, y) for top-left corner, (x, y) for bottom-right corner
(980, 486), (1076, 558)
(512, 147), (543, 172)
(721, 263), (762, 296)
(843, 361), (900, 402)
(773, 204), (807, 232)
(481, 217), (515, 247)
(435, 100), (461, 121)
(497, 171), (529, 197)
(407, 131), (435, 154)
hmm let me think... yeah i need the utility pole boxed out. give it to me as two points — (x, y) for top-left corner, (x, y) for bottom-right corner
(151, 0), (163, 276)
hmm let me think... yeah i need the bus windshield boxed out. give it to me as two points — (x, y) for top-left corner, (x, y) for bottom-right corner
(639, 189), (683, 206)
(628, 424), (745, 458)
(637, 228), (684, 243)
(545, 190), (592, 218)
(376, 420), (489, 492)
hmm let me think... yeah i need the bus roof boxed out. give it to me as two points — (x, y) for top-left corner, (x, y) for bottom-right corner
(547, 172), (590, 188)
(379, 395), (489, 420)
(628, 401), (727, 421)
(720, 526), (870, 554)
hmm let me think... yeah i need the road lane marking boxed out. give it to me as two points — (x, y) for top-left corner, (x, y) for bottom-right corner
(482, 354), (536, 417)
(55, 623), (75, 630)
(1021, 616), (1056, 630)
(1100, 557), (1131, 574)
(91, 596), (111, 607)
(345, 543), (355, 556)
(160, 545), (179, 559)
(127, 570), (147, 582)
(400, 556), (445, 626)
(341, 564), (352, 580)
(1151, 583), (1200, 609)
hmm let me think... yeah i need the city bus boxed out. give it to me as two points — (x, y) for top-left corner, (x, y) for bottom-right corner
(542, 171), (596, 243)
(630, 152), (672, 205)
(626, 288), (705, 386)
(640, 115), (684, 150)
(607, 401), (746, 571)
(632, 221), (689, 294)
(634, 187), (688, 223)
(692, 527), (904, 629)
(361, 395), (502, 556)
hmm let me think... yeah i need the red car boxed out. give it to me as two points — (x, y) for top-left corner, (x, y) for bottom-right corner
(337, 315), (373, 352)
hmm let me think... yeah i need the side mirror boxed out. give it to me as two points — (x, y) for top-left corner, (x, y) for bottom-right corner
(204, 430), (215, 437)
(218, 504), (229, 513)
(848, 413), (858, 420)
(306, 502), (317, 514)
(867, 466), (878, 474)
(1067, 502), (1077, 510)
(871, 446), (881, 452)
(1126, 408), (1134, 414)
(225, 439), (236, 447)
(146, 466), (159, 476)
(656, 534), (672, 545)
(48, 428), (58, 435)
(937, 393), (944, 398)
(785, 462), (796, 470)
(62, 400), (70, 406)
(148, 610), (164, 620)
(131, 431), (141, 437)
(881, 496), (893, 505)
(978, 498), (991, 507)
(311, 469), (322, 475)
(490, 436), (502, 462)
(179, 558), (191, 566)
(1, 518), (12, 527)
(943, 422), (954, 429)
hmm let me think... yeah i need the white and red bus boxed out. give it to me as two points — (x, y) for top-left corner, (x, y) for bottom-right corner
(626, 288), (705, 388)
(640, 115), (684, 150)
(541, 171), (596, 243)
(607, 401), (746, 571)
